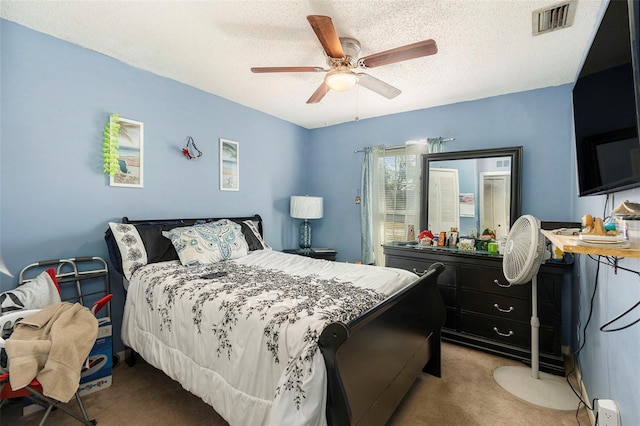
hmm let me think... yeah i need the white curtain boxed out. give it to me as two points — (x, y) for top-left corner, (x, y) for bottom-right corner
(427, 137), (445, 154)
(370, 146), (387, 265)
(362, 138), (445, 266)
(404, 141), (432, 244)
(360, 146), (381, 265)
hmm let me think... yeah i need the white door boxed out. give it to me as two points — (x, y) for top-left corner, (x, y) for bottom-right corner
(428, 168), (460, 233)
(480, 173), (510, 239)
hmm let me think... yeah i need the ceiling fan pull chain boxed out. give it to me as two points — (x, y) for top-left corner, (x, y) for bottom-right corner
(355, 83), (360, 121)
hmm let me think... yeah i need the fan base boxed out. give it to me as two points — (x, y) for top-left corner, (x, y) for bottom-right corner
(493, 366), (579, 410)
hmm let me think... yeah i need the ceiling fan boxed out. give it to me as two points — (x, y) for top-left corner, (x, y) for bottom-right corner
(251, 15), (438, 104)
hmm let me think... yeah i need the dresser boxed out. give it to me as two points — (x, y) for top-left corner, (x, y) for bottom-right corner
(384, 244), (568, 375)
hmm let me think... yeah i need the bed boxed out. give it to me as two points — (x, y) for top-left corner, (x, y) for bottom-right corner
(104, 214), (445, 426)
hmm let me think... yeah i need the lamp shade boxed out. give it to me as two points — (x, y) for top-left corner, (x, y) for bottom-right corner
(290, 196), (323, 219)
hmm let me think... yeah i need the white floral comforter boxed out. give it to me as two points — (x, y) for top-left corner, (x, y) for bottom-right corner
(121, 250), (417, 425)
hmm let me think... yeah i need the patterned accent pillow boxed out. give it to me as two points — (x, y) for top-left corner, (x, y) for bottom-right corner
(162, 219), (249, 266)
(108, 222), (149, 280)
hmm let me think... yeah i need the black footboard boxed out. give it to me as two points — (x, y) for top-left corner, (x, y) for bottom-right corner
(319, 262), (446, 426)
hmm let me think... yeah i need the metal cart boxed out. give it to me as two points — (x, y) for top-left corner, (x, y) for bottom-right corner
(18, 257), (111, 318)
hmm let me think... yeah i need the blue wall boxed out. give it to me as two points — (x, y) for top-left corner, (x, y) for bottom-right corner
(307, 86), (577, 262)
(306, 79), (638, 423)
(572, 189), (640, 423)
(0, 20), (308, 351)
(2, 17), (638, 425)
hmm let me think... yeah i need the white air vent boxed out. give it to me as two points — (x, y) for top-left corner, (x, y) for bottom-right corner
(496, 159), (510, 168)
(533, 1), (575, 36)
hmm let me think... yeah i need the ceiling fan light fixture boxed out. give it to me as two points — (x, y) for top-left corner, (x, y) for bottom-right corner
(325, 71), (358, 91)
(253, 15), (436, 104)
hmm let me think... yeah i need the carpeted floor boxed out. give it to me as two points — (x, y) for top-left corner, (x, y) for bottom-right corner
(1, 343), (590, 425)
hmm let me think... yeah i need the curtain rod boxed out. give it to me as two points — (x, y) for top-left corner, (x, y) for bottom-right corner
(353, 137), (455, 153)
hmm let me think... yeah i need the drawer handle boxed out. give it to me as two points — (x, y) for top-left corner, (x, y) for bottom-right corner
(493, 327), (514, 337)
(412, 268), (428, 277)
(493, 303), (514, 313)
(494, 279), (512, 288)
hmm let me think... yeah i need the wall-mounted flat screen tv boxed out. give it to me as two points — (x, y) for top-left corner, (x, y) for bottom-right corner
(573, 0), (640, 196)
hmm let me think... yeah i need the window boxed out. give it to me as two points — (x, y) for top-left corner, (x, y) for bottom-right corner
(370, 144), (429, 264)
(379, 149), (421, 243)
(361, 140), (443, 266)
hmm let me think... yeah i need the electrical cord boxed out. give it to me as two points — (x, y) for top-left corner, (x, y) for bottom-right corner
(570, 195), (639, 423)
(600, 299), (640, 331)
(564, 254), (601, 415)
(587, 255), (640, 331)
(565, 199), (610, 418)
(592, 255), (640, 278)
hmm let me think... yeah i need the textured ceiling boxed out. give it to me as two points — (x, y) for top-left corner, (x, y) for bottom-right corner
(0, 0), (605, 129)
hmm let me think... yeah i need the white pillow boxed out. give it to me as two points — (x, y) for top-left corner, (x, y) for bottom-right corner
(0, 270), (61, 313)
(108, 222), (148, 280)
(162, 219), (249, 266)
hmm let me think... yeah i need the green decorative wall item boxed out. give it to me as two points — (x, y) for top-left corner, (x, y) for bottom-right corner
(103, 114), (120, 176)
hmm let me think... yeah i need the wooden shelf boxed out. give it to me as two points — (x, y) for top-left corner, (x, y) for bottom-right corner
(541, 229), (640, 258)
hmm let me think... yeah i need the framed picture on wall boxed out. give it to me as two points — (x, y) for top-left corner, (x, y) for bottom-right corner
(459, 193), (475, 217)
(110, 117), (144, 188)
(220, 139), (239, 191)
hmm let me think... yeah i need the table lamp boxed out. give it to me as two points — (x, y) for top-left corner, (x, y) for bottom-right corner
(290, 196), (323, 251)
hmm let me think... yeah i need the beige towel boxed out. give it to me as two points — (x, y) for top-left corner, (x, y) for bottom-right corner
(5, 302), (98, 402)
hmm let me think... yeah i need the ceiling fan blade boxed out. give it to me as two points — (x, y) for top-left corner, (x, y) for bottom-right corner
(251, 67), (325, 73)
(307, 15), (344, 58)
(357, 73), (401, 99)
(360, 39), (437, 68)
(307, 82), (330, 104)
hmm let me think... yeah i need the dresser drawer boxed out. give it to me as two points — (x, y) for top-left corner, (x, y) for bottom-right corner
(460, 290), (556, 327)
(385, 255), (456, 287)
(439, 285), (456, 308)
(459, 266), (529, 298)
(459, 266), (559, 304)
(383, 245), (566, 372)
(444, 307), (457, 330)
(460, 312), (556, 353)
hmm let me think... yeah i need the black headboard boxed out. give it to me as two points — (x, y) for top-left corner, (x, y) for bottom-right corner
(121, 214), (263, 236)
(105, 214), (264, 277)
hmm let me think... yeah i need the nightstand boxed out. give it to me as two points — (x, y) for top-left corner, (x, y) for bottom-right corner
(283, 248), (337, 261)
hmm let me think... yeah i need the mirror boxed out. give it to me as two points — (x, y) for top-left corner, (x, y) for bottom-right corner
(422, 147), (522, 240)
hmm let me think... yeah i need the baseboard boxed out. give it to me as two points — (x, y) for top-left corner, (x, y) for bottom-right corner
(574, 359), (596, 426)
(116, 350), (126, 365)
(22, 400), (45, 416)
